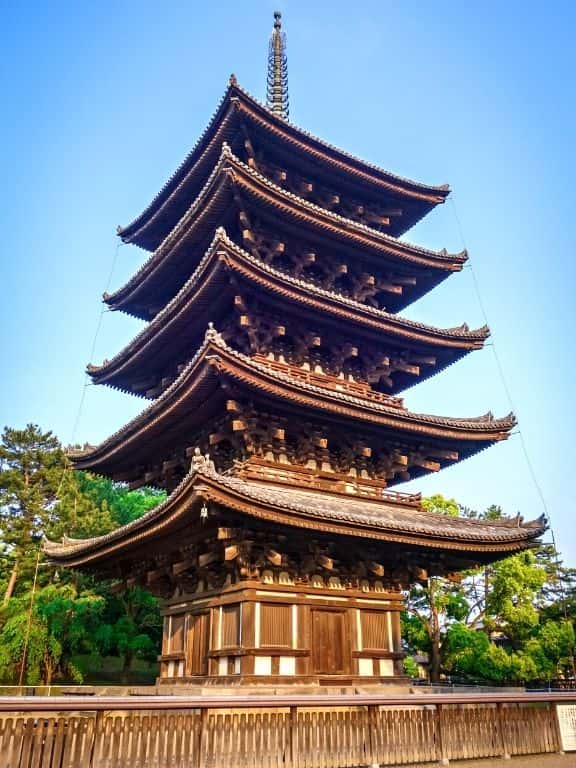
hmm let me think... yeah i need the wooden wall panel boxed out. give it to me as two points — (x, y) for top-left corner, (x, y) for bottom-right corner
(260, 604), (291, 647)
(221, 604), (240, 648)
(361, 610), (388, 651)
(170, 615), (185, 653)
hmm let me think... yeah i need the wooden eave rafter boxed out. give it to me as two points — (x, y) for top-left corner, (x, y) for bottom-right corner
(43, 465), (545, 569)
(90, 230), (488, 395)
(118, 82), (450, 250)
(75, 329), (515, 478)
(106, 147), (465, 318)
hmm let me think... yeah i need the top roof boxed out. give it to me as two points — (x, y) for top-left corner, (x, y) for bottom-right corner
(117, 80), (450, 250)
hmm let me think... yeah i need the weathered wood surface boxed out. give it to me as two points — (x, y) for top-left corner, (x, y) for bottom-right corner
(0, 693), (571, 768)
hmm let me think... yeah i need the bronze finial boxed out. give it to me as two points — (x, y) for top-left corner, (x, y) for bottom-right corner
(267, 11), (289, 119)
(229, 73), (238, 87)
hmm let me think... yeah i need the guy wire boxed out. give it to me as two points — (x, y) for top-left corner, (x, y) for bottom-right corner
(55, 240), (122, 502)
(449, 197), (570, 622)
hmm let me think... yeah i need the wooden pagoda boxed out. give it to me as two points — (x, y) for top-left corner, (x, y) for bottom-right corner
(45, 14), (545, 688)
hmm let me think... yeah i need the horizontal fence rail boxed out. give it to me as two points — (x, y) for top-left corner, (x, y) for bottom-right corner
(0, 692), (573, 768)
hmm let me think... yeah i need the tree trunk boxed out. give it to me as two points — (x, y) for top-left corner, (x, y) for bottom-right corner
(120, 651), (133, 685)
(429, 579), (442, 683)
(430, 613), (442, 683)
(3, 562), (18, 604)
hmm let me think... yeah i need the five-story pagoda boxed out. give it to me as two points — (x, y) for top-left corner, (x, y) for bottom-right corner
(45, 13), (545, 688)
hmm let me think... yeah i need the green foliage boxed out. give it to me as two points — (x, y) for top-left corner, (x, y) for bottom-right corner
(403, 495), (576, 685)
(421, 494), (460, 517)
(92, 588), (162, 681)
(0, 425), (67, 600)
(0, 584), (105, 684)
(403, 655), (420, 678)
(0, 424), (165, 685)
(485, 550), (547, 644)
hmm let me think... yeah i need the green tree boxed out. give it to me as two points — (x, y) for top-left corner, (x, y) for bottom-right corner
(404, 494), (469, 682)
(0, 425), (65, 602)
(403, 495), (576, 685)
(0, 583), (105, 684)
(93, 588), (162, 684)
(0, 425), (165, 685)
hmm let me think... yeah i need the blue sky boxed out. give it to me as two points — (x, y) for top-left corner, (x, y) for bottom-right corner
(1, 1), (575, 563)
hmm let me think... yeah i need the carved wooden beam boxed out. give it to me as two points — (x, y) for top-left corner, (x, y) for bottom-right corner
(394, 274), (417, 286)
(225, 544), (240, 561)
(429, 448), (459, 461)
(266, 549), (282, 566)
(368, 561), (385, 577)
(411, 456), (441, 472)
(198, 550), (219, 568)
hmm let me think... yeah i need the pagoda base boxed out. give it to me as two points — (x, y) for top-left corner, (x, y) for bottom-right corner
(156, 677), (410, 691)
(158, 577), (405, 688)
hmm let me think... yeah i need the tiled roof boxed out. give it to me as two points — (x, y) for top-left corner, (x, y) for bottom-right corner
(90, 229), (487, 392)
(43, 464), (546, 566)
(74, 327), (515, 475)
(106, 146), (464, 314)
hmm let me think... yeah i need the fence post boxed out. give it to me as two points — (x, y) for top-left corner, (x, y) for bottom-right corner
(289, 706), (298, 768)
(89, 710), (105, 767)
(195, 708), (208, 768)
(436, 704), (449, 766)
(496, 703), (511, 760)
(367, 704), (379, 768)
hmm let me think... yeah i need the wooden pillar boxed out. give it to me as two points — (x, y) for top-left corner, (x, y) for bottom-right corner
(241, 600), (255, 675)
(436, 704), (449, 766)
(391, 609), (403, 675)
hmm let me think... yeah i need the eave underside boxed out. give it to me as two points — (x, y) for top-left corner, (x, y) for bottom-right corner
(90, 233), (487, 396)
(107, 151), (463, 319)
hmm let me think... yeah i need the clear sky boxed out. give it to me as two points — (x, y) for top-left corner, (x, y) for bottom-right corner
(1, 1), (575, 563)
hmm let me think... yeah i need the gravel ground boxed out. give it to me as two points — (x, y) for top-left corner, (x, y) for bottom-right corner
(406, 754), (576, 767)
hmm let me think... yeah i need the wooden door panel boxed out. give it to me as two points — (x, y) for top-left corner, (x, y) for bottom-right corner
(311, 609), (347, 674)
(186, 612), (209, 676)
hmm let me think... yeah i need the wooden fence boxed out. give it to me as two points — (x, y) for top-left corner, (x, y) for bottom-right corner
(0, 691), (571, 768)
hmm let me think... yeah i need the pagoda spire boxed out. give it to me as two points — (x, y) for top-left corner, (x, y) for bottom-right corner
(267, 10), (289, 119)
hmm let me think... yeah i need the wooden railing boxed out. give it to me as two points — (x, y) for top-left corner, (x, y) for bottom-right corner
(0, 691), (571, 768)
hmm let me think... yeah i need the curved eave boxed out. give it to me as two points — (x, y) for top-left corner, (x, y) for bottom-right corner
(118, 82), (450, 250)
(43, 468), (545, 569)
(90, 231), (488, 395)
(76, 333), (515, 477)
(107, 149), (464, 318)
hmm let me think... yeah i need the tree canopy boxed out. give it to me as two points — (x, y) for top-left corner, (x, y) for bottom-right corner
(403, 494), (576, 684)
(0, 424), (164, 685)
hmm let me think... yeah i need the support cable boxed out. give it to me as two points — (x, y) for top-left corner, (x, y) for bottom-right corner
(449, 197), (571, 624)
(55, 241), (122, 499)
(70, 240), (122, 447)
